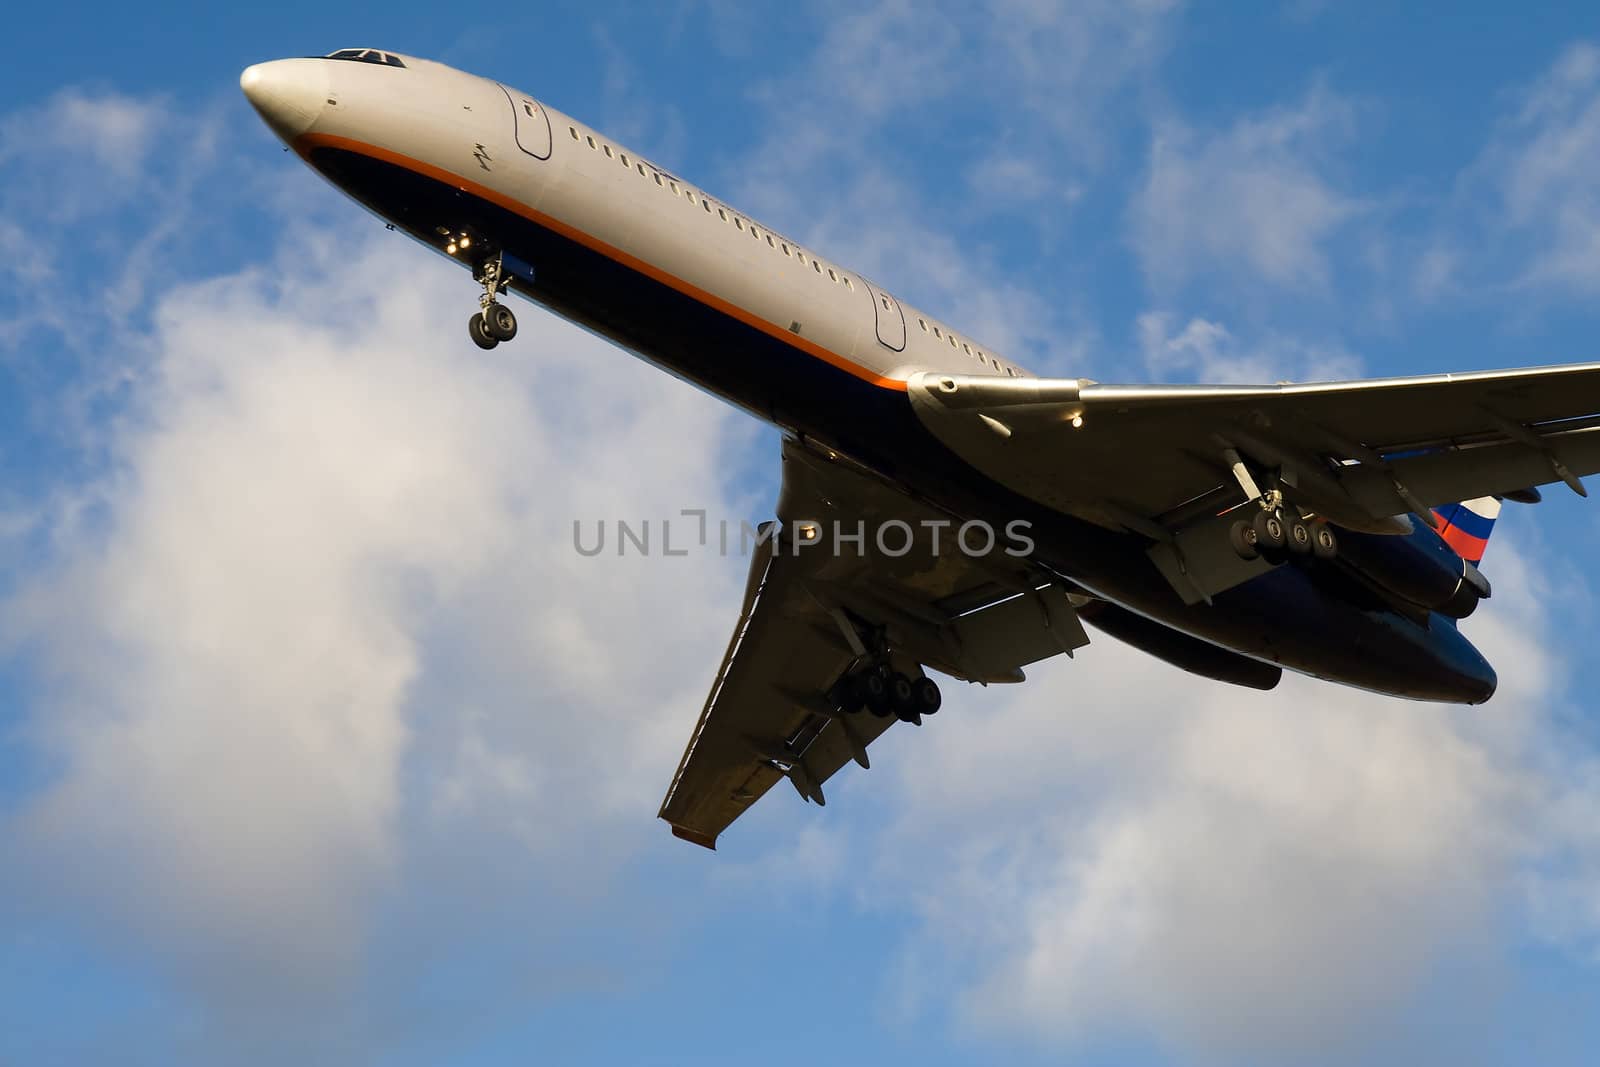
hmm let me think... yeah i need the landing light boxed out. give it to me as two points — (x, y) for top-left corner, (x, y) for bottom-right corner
(459, 235), (471, 248)
(446, 242), (458, 254)
(1071, 414), (1085, 429)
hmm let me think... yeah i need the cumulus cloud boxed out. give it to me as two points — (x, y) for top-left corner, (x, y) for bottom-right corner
(1131, 88), (1365, 295)
(0, 89), (168, 200)
(854, 532), (1600, 1065)
(1, 184), (753, 1059)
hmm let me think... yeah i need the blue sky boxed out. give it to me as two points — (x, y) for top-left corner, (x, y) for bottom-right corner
(8, 3), (1600, 1065)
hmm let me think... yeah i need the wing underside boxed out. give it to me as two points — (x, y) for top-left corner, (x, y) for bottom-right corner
(905, 362), (1600, 601)
(658, 439), (1089, 848)
(907, 362), (1600, 524)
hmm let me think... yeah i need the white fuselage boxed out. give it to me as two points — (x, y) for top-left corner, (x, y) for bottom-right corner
(244, 53), (1021, 399)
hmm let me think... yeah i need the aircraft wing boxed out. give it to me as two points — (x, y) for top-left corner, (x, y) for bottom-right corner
(907, 361), (1600, 543)
(658, 438), (1089, 849)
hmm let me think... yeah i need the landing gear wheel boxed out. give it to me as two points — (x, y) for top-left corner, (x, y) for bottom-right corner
(483, 302), (518, 341)
(912, 676), (942, 715)
(889, 672), (920, 723)
(1252, 509), (1286, 554)
(1311, 523), (1339, 560)
(468, 312), (498, 350)
(1229, 519), (1260, 560)
(1285, 515), (1313, 556)
(861, 668), (892, 718)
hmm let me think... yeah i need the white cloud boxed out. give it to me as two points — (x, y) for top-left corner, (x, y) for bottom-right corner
(0, 89), (170, 218)
(1136, 310), (1362, 382)
(2, 206), (753, 1056)
(965, 153), (1083, 210)
(0, 89), (167, 187)
(1131, 88), (1365, 294)
(851, 530), (1600, 1065)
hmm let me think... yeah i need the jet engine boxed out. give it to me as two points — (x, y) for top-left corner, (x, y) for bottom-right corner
(1334, 522), (1491, 620)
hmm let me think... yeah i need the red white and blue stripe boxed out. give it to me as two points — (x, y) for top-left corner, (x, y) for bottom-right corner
(1432, 497), (1501, 565)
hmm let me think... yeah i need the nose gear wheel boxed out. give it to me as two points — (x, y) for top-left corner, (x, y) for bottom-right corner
(464, 252), (519, 348)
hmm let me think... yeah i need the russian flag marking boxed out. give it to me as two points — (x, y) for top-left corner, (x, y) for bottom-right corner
(1433, 497), (1501, 565)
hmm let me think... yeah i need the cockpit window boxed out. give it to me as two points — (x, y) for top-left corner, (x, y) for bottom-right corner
(320, 48), (406, 68)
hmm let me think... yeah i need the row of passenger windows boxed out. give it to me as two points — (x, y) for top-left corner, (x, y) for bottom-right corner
(914, 317), (1015, 375)
(568, 124), (1017, 376)
(570, 125), (856, 290)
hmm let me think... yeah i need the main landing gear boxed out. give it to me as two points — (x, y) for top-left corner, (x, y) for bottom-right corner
(833, 661), (942, 725)
(1229, 504), (1338, 563)
(467, 254), (518, 350)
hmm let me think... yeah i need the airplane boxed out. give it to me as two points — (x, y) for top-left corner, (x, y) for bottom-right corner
(242, 49), (1600, 850)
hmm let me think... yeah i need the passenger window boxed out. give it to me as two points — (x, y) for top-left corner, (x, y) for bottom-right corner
(766, 234), (775, 247)
(669, 180), (679, 194)
(782, 243), (791, 256)
(933, 326), (942, 338)
(703, 200), (713, 213)
(524, 104), (534, 116)
(718, 208), (727, 221)
(949, 335), (956, 347)
(637, 163), (646, 175)
(654, 172), (663, 185)
(844, 278), (852, 289)
(570, 127), (579, 139)
(586, 135), (596, 148)
(735, 218), (744, 230)
(828, 268), (837, 281)
(919, 318), (927, 330)
(603, 145), (613, 158)
(963, 343), (971, 355)
(884, 297), (892, 311)
(813, 261), (822, 273)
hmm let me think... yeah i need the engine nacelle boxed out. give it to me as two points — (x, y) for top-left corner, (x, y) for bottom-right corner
(1335, 522), (1490, 620)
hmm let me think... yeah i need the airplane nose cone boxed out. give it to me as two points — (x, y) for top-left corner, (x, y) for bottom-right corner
(240, 59), (328, 143)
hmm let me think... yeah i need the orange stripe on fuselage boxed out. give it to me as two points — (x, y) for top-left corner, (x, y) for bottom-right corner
(293, 132), (909, 392)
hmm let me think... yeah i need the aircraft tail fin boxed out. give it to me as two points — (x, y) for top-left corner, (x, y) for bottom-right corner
(1432, 497), (1501, 565)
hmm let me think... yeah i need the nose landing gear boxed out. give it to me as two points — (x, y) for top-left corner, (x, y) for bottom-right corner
(466, 253), (518, 349)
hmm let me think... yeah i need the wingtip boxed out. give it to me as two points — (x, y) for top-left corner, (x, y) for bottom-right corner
(669, 824), (718, 850)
